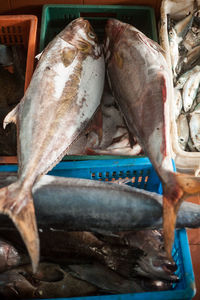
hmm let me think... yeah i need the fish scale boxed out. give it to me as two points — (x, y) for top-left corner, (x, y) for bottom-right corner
(105, 18), (200, 263)
(0, 18), (105, 272)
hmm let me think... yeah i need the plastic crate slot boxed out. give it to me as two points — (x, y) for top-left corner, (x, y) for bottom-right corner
(98, 172), (102, 178)
(7, 26), (10, 33)
(105, 172), (109, 177)
(112, 171), (116, 177)
(119, 171), (123, 177)
(19, 35), (23, 43)
(1, 26), (5, 34)
(17, 26), (22, 33)
(12, 26), (16, 33)
(80, 12), (116, 18)
(3, 35), (7, 44)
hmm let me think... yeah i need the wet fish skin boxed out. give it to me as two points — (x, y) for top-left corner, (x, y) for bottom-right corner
(0, 240), (21, 272)
(0, 263), (97, 299)
(175, 65), (200, 90)
(176, 114), (189, 150)
(68, 263), (144, 294)
(105, 18), (200, 260)
(182, 28), (200, 50)
(0, 174), (199, 231)
(168, 27), (180, 78)
(189, 111), (200, 151)
(174, 13), (194, 39)
(182, 44), (200, 72)
(182, 70), (200, 112)
(174, 87), (182, 119)
(0, 18), (105, 272)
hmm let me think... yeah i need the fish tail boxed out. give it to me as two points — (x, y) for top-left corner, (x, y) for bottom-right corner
(163, 171), (200, 259)
(0, 181), (39, 273)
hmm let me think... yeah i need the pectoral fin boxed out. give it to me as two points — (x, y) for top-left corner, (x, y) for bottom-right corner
(3, 104), (19, 129)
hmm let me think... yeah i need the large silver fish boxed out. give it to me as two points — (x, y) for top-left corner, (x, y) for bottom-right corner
(0, 18), (105, 272)
(105, 18), (200, 260)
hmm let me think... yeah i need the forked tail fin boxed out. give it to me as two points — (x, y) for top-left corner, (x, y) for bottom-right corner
(0, 181), (39, 273)
(163, 172), (200, 260)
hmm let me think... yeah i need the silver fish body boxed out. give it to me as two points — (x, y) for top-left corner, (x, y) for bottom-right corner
(0, 18), (105, 272)
(176, 114), (189, 150)
(175, 65), (200, 90)
(168, 27), (181, 78)
(182, 70), (200, 112)
(183, 28), (200, 50)
(0, 174), (199, 231)
(189, 111), (200, 151)
(105, 18), (200, 259)
(174, 87), (182, 119)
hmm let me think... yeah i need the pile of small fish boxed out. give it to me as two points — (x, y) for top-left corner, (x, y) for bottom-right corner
(0, 44), (26, 156)
(168, 4), (200, 151)
(0, 15), (200, 299)
(0, 230), (179, 299)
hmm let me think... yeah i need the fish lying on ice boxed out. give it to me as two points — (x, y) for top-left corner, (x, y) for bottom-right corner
(0, 174), (199, 231)
(0, 18), (105, 272)
(104, 18), (200, 260)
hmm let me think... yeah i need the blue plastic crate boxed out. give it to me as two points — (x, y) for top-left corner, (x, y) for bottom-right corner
(0, 157), (196, 300)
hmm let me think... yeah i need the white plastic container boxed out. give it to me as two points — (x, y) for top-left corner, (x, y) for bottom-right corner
(159, 0), (200, 174)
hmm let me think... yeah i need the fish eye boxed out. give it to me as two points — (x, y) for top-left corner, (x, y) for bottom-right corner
(88, 31), (96, 39)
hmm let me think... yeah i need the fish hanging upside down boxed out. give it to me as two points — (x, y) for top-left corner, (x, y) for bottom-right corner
(104, 18), (200, 261)
(0, 18), (105, 272)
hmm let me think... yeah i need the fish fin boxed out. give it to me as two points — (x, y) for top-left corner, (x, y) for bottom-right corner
(175, 172), (200, 194)
(163, 193), (180, 261)
(35, 51), (43, 61)
(163, 171), (200, 259)
(0, 182), (39, 273)
(3, 104), (19, 129)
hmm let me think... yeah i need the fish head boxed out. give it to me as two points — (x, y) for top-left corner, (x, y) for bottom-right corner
(63, 18), (101, 57)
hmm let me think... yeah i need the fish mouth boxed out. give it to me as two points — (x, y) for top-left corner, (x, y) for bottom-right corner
(104, 19), (126, 61)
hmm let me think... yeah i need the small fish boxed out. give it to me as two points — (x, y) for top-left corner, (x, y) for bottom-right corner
(189, 111), (200, 151)
(175, 65), (200, 89)
(196, 89), (200, 104)
(174, 13), (194, 39)
(190, 98), (197, 112)
(194, 103), (200, 112)
(105, 18), (200, 260)
(182, 28), (200, 50)
(0, 17), (105, 272)
(168, 27), (181, 78)
(182, 44), (200, 71)
(176, 114), (189, 150)
(174, 87), (182, 119)
(182, 69), (200, 112)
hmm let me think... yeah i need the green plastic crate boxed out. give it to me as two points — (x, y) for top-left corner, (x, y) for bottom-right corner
(39, 4), (157, 161)
(40, 4), (157, 51)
